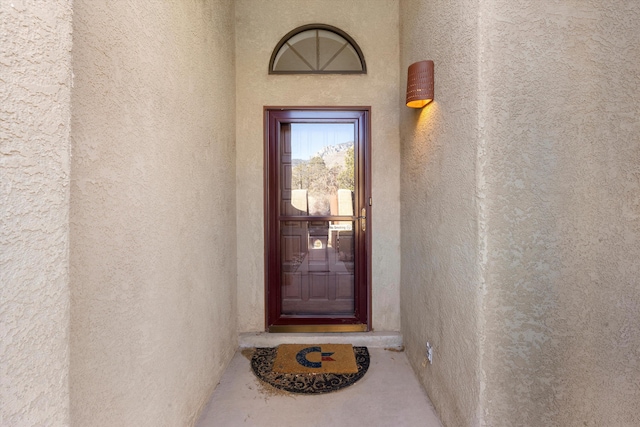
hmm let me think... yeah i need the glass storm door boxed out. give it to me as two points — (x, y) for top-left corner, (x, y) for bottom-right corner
(265, 108), (371, 332)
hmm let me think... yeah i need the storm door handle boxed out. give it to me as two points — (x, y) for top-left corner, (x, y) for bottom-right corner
(357, 208), (366, 232)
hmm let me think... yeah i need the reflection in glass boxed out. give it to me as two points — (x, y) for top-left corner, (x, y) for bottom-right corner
(280, 220), (355, 315)
(285, 123), (355, 216)
(278, 122), (357, 316)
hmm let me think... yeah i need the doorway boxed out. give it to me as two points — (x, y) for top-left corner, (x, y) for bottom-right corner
(265, 108), (371, 332)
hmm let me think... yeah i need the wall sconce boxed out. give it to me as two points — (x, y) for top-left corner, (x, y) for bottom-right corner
(406, 60), (434, 108)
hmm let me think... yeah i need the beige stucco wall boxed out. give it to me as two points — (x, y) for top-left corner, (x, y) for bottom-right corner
(399, 0), (482, 425)
(70, 1), (237, 425)
(236, 0), (401, 332)
(0, 1), (72, 425)
(481, 1), (640, 425)
(401, 1), (640, 426)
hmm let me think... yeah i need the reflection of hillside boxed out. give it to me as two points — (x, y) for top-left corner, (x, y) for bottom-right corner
(293, 141), (353, 168)
(324, 150), (349, 169)
(291, 142), (354, 216)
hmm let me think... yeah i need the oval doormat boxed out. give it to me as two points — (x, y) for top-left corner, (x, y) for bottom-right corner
(250, 346), (370, 394)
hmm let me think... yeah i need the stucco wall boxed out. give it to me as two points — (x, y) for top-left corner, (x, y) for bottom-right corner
(70, 1), (237, 426)
(0, 1), (72, 425)
(236, 0), (401, 332)
(401, 1), (640, 426)
(480, 1), (640, 425)
(399, 1), (482, 426)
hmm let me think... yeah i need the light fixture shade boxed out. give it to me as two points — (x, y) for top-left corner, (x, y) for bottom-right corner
(406, 60), (434, 108)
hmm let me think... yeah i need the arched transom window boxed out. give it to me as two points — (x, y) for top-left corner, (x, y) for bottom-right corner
(269, 24), (366, 74)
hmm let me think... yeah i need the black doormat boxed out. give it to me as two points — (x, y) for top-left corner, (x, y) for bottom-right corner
(250, 346), (370, 394)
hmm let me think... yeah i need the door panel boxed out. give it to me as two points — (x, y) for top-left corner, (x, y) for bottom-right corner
(265, 108), (371, 331)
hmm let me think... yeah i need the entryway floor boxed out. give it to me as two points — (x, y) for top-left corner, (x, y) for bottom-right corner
(195, 347), (443, 427)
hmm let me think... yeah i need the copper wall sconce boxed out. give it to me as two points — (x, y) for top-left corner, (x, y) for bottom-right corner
(406, 60), (434, 108)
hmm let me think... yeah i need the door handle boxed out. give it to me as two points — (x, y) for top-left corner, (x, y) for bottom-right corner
(359, 208), (366, 232)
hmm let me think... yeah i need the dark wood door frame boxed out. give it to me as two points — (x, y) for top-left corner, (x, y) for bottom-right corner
(264, 107), (372, 332)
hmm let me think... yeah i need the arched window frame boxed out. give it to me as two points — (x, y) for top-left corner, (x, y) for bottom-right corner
(269, 24), (367, 75)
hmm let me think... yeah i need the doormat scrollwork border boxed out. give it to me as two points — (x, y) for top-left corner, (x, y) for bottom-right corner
(250, 346), (370, 394)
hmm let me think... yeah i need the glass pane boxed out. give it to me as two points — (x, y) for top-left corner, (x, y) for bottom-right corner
(282, 123), (355, 216)
(322, 44), (363, 71)
(273, 30), (317, 71)
(288, 36), (318, 69)
(273, 47), (313, 72)
(318, 30), (347, 70)
(317, 30), (363, 71)
(281, 220), (355, 315)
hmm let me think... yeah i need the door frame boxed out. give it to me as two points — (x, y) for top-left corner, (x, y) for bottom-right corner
(264, 107), (372, 332)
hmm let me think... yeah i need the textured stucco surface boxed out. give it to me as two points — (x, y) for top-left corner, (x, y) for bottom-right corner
(399, 1), (482, 426)
(236, 0), (401, 333)
(0, 1), (72, 425)
(480, 1), (640, 425)
(70, 1), (237, 425)
(401, 1), (640, 426)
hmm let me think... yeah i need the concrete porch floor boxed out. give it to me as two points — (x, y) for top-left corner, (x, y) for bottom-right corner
(195, 344), (443, 427)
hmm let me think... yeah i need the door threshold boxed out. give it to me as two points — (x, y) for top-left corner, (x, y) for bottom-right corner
(238, 331), (403, 349)
(268, 324), (368, 333)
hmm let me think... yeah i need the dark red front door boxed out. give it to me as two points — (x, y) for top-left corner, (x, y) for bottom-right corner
(265, 108), (371, 332)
